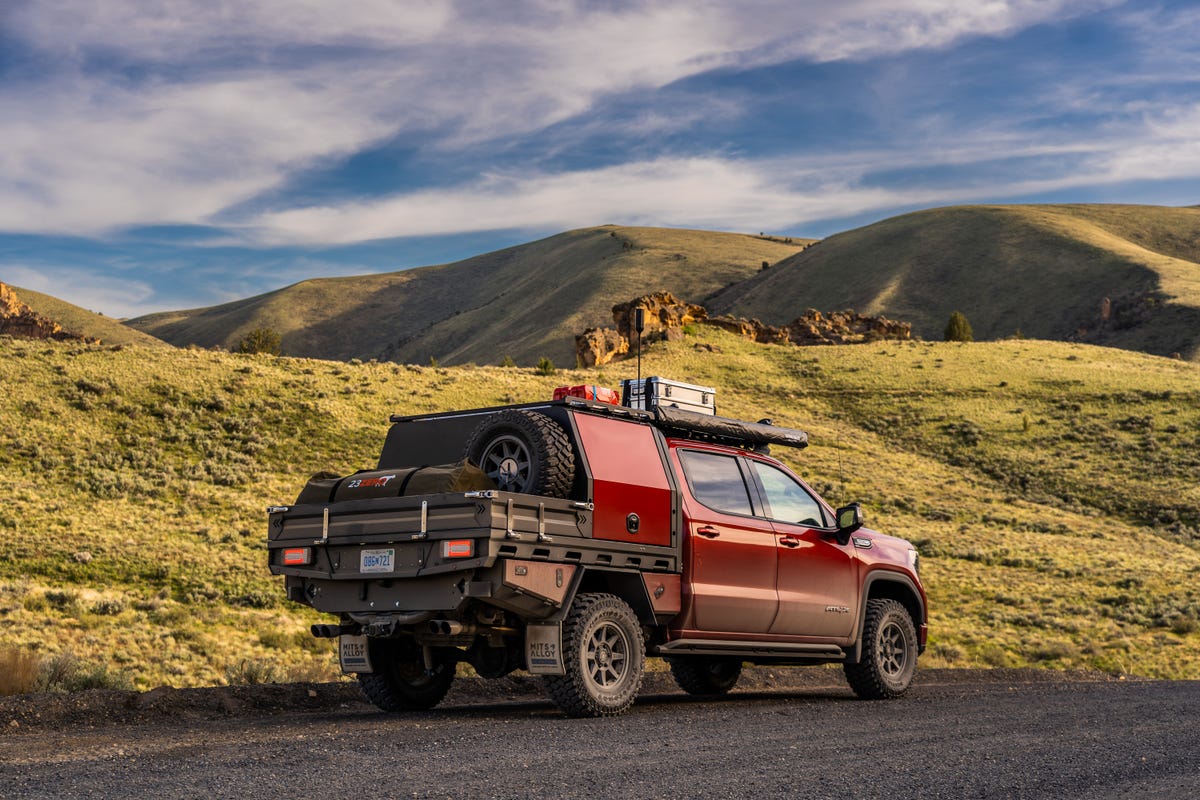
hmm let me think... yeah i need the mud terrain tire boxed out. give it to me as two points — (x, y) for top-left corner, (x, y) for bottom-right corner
(464, 410), (574, 498)
(666, 656), (743, 695)
(543, 593), (645, 717)
(844, 598), (918, 699)
(358, 638), (455, 711)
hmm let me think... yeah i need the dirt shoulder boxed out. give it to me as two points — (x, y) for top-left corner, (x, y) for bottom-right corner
(0, 666), (1128, 735)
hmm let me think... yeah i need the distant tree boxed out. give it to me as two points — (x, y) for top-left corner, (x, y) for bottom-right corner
(536, 357), (556, 376)
(237, 327), (281, 355)
(499, 355), (516, 368)
(944, 311), (974, 343)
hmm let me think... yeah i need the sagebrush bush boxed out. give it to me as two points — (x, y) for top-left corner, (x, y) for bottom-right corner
(226, 658), (285, 685)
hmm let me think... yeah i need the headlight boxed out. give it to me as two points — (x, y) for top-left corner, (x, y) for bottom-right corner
(908, 548), (920, 575)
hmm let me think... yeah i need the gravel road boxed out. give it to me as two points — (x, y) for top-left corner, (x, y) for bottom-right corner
(1, 669), (1197, 800)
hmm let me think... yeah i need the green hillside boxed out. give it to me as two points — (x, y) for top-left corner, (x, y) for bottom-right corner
(124, 226), (808, 367)
(1, 332), (1198, 691)
(12, 286), (169, 348)
(711, 204), (1200, 361)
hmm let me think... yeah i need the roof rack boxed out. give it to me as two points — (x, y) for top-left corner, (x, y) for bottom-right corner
(562, 397), (808, 449)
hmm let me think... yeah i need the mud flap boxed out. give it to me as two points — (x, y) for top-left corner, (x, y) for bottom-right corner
(525, 623), (565, 675)
(339, 634), (373, 674)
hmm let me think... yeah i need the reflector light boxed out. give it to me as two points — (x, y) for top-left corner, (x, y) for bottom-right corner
(282, 547), (312, 566)
(443, 539), (474, 558)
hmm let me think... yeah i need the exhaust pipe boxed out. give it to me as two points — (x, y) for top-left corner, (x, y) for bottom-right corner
(427, 620), (476, 636)
(311, 623), (359, 638)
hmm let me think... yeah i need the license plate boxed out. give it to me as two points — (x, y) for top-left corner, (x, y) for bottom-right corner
(359, 548), (395, 573)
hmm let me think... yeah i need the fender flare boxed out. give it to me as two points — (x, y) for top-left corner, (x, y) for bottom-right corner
(846, 570), (927, 664)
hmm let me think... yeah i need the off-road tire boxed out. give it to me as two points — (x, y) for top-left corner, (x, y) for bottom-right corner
(543, 593), (646, 717)
(358, 638), (455, 712)
(844, 598), (918, 699)
(464, 410), (575, 498)
(666, 656), (742, 695)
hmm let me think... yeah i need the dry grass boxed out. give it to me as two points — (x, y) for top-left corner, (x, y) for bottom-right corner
(0, 647), (41, 696)
(2, 332), (1198, 690)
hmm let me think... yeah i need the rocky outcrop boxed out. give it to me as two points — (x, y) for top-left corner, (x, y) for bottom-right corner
(574, 292), (911, 365)
(0, 282), (100, 344)
(704, 309), (910, 345)
(612, 292), (707, 344)
(575, 327), (629, 368)
(786, 309), (912, 345)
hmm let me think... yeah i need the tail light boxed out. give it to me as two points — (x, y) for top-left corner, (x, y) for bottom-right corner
(282, 547), (313, 566)
(442, 539), (474, 558)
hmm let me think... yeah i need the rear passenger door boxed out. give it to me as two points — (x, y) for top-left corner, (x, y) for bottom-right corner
(747, 459), (858, 639)
(674, 448), (778, 634)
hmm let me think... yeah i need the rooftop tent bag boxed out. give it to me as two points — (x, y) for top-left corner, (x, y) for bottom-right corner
(294, 460), (494, 505)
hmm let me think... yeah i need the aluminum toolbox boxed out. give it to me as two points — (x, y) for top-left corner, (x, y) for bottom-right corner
(621, 376), (716, 415)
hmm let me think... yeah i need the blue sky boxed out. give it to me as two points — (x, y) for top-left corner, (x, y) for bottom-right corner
(1, 0), (1198, 318)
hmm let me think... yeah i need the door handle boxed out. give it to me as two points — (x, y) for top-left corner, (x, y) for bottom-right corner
(780, 537), (801, 548)
(696, 526), (720, 538)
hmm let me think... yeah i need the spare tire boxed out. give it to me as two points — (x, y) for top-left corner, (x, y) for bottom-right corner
(463, 410), (575, 498)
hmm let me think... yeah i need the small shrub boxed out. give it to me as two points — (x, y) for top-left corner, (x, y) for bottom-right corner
(44, 589), (80, 611)
(535, 357), (556, 376)
(1027, 640), (1080, 663)
(237, 327), (281, 355)
(38, 652), (134, 692)
(285, 660), (341, 683)
(226, 658), (285, 685)
(90, 597), (127, 616)
(230, 589), (276, 609)
(499, 355), (516, 368)
(944, 311), (974, 342)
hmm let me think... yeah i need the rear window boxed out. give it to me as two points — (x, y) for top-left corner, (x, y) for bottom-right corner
(678, 450), (753, 516)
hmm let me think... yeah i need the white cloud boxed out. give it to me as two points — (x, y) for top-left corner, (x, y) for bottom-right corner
(244, 99), (1200, 246)
(243, 155), (955, 244)
(1091, 104), (1200, 183)
(0, 0), (1119, 238)
(0, 263), (158, 319)
(7, 0), (456, 58)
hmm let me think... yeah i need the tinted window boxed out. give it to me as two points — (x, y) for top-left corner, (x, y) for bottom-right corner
(679, 450), (753, 516)
(751, 461), (827, 527)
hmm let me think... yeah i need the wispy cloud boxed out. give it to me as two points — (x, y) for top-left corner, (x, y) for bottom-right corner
(0, 263), (157, 319)
(0, 0), (1120, 240)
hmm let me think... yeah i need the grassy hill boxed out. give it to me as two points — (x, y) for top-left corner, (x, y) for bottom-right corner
(1, 330), (1198, 691)
(11, 286), (168, 348)
(124, 226), (808, 367)
(711, 204), (1200, 361)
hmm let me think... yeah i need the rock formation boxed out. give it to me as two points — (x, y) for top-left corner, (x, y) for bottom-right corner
(574, 291), (911, 366)
(0, 282), (100, 344)
(611, 291), (708, 344)
(575, 327), (629, 368)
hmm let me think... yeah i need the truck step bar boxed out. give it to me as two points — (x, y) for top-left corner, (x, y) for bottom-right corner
(654, 639), (845, 659)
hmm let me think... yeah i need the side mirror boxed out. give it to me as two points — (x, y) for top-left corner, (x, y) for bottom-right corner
(834, 503), (864, 545)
